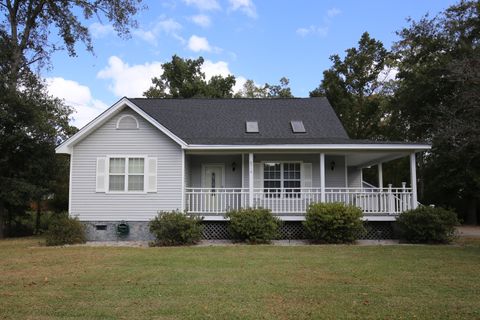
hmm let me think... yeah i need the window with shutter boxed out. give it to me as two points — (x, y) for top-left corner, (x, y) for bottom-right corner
(102, 156), (148, 193)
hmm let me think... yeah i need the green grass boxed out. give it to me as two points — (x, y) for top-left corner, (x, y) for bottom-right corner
(1, 238), (480, 319)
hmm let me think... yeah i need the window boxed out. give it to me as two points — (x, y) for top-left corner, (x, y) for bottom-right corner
(263, 162), (301, 198)
(109, 157), (145, 192)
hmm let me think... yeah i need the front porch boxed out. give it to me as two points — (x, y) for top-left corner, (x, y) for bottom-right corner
(182, 150), (419, 220)
(185, 186), (413, 216)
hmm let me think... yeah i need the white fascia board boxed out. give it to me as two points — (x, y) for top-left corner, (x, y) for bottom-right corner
(55, 98), (187, 154)
(185, 144), (431, 151)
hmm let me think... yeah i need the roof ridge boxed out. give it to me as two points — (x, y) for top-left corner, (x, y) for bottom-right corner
(128, 97), (325, 101)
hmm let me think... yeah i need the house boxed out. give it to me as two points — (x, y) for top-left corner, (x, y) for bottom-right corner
(56, 97), (430, 240)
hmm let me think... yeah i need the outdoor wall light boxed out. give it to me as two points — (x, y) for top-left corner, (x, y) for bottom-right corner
(232, 161), (237, 171)
(330, 161), (336, 171)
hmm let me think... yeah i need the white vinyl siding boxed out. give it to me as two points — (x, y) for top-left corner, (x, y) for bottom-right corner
(70, 108), (183, 221)
(187, 155), (242, 188)
(347, 166), (362, 188)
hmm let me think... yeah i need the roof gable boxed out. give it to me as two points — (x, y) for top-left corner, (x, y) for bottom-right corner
(55, 98), (187, 154)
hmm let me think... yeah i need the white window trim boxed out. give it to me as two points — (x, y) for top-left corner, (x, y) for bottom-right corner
(116, 114), (139, 130)
(106, 155), (148, 194)
(261, 161), (303, 199)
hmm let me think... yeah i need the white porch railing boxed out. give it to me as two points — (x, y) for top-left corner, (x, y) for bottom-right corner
(185, 187), (413, 215)
(185, 188), (249, 214)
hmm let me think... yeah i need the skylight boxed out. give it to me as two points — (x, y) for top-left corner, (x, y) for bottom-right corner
(291, 121), (306, 133)
(246, 121), (259, 133)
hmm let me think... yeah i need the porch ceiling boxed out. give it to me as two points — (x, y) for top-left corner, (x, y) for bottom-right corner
(345, 151), (411, 168)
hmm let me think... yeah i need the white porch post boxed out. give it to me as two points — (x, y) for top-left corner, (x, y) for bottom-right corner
(249, 153), (254, 207)
(320, 153), (325, 202)
(181, 149), (185, 211)
(410, 152), (418, 209)
(378, 163), (383, 189)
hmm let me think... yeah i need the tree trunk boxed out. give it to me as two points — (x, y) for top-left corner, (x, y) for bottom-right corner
(35, 199), (41, 234)
(465, 197), (478, 225)
(0, 202), (5, 238)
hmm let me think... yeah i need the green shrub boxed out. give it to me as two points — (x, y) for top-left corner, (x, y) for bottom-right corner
(303, 202), (364, 243)
(396, 206), (459, 243)
(226, 208), (280, 243)
(149, 211), (203, 246)
(45, 213), (86, 246)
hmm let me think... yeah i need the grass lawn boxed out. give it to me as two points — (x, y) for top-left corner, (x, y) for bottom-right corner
(1, 238), (479, 319)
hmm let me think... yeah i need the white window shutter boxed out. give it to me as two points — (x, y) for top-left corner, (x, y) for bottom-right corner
(301, 163), (313, 189)
(96, 157), (107, 192)
(147, 157), (157, 192)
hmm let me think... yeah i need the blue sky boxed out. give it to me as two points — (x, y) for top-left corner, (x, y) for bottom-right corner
(44, 0), (458, 127)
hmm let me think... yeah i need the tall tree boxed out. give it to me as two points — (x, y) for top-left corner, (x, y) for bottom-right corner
(0, 67), (73, 237)
(393, 0), (480, 223)
(0, 0), (143, 88)
(234, 77), (294, 98)
(0, 0), (142, 236)
(144, 55), (236, 98)
(310, 32), (394, 139)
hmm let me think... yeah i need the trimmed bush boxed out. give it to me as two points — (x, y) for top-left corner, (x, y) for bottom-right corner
(396, 206), (459, 244)
(303, 202), (364, 243)
(45, 213), (86, 246)
(226, 208), (280, 243)
(149, 211), (203, 246)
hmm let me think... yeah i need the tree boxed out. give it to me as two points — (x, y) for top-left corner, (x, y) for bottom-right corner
(0, 0), (142, 236)
(392, 0), (480, 223)
(234, 77), (294, 98)
(310, 32), (394, 139)
(144, 55), (236, 98)
(0, 0), (144, 88)
(0, 69), (73, 237)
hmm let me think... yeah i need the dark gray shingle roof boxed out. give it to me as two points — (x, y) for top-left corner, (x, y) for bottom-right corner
(129, 97), (354, 145)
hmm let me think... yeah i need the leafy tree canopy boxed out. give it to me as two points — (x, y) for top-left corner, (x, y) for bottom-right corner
(0, 0), (144, 87)
(234, 77), (294, 98)
(392, 0), (480, 223)
(310, 32), (394, 139)
(144, 55), (236, 98)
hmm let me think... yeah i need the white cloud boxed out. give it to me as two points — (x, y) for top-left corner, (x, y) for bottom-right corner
(296, 26), (328, 37)
(190, 14), (211, 27)
(201, 60), (246, 93)
(228, 0), (257, 18)
(134, 17), (184, 46)
(327, 8), (341, 18)
(296, 7), (340, 38)
(97, 56), (163, 97)
(89, 22), (115, 38)
(97, 57), (247, 99)
(188, 35), (213, 52)
(45, 77), (108, 128)
(183, 0), (220, 11)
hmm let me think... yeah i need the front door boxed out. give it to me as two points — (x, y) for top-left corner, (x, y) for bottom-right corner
(203, 165), (224, 212)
